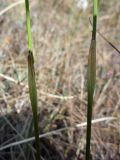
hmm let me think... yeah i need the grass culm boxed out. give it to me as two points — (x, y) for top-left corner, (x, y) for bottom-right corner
(85, 0), (98, 160)
(25, 0), (40, 159)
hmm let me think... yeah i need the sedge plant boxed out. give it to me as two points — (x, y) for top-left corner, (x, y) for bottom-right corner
(85, 0), (98, 160)
(25, 0), (40, 159)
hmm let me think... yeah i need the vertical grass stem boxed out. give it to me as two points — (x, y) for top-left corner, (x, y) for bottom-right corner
(86, 0), (98, 160)
(25, 0), (40, 159)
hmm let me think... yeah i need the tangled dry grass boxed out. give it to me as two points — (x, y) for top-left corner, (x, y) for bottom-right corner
(0, 0), (120, 159)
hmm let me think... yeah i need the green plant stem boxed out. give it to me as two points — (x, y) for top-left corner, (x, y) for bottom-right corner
(86, 0), (98, 160)
(92, 0), (98, 40)
(25, 0), (33, 52)
(86, 40), (96, 160)
(25, 0), (40, 159)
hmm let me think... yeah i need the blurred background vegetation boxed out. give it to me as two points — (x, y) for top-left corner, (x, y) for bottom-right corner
(0, 0), (120, 159)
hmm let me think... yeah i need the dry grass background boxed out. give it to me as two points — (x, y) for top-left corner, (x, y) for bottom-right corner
(0, 0), (120, 159)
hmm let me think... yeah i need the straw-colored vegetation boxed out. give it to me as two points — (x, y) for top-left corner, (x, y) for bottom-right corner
(0, 0), (120, 159)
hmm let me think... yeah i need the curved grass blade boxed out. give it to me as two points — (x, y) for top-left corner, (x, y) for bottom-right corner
(25, 0), (40, 159)
(97, 31), (120, 55)
(86, 0), (98, 160)
(89, 18), (120, 55)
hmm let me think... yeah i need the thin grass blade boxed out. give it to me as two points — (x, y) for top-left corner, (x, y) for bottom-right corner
(89, 18), (120, 55)
(86, 0), (98, 159)
(25, 0), (40, 159)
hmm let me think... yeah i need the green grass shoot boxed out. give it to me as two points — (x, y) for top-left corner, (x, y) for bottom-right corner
(85, 0), (98, 160)
(25, 0), (40, 159)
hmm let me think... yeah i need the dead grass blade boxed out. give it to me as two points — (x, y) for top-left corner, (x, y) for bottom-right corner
(0, 117), (116, 151)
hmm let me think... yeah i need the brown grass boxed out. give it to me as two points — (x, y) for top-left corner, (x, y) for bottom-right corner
(0, 0), (120, 159)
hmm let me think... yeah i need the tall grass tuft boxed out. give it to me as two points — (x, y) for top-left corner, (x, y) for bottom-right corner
(85, 0), (98, 160)
(25, 0), (40, 159)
